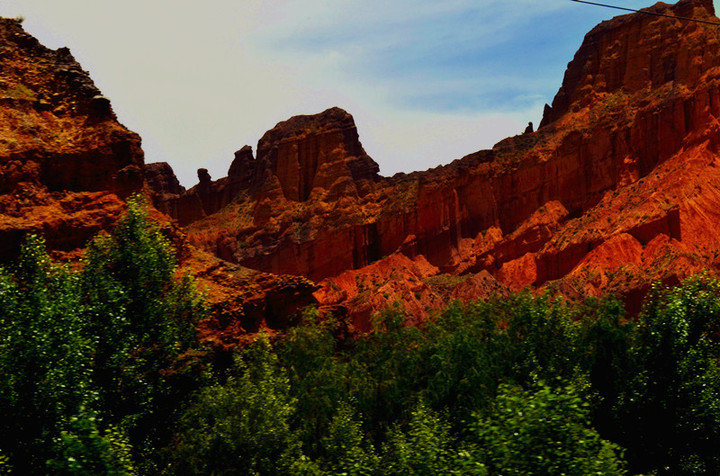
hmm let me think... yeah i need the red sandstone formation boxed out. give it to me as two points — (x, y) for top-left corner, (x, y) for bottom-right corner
(0, 17), (144, 258)
(184, 248), (319, 350)
(145, 0), (720, 324)
(0, 18), (145, 194)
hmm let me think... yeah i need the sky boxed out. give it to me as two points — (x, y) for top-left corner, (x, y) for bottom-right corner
(0, 0), (714, 187)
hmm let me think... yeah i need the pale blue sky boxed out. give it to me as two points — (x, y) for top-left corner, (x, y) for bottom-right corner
(0, 1), (714, 186)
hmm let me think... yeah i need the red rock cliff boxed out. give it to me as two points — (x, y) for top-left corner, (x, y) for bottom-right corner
(541, 0), (717, 126)
(149, 0), (720, 324)
(0, 18), (144, 194)
(254, 107), (380, 202)
(0, 17), (145, 259)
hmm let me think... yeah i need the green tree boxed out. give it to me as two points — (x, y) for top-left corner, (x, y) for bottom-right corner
(0, 449), (11, 475)
(173, 334), (302, 475)
(615, 276), (720, 474)
(0, 236), (95, 473)
(79, 196), (206, 468)
(351, 304), (429, 440)
(380, 402), (462, 476)
(47, 411), (136, 475)
(578, 296), (633, 442)
(469, 382), (625, 475)
(277, 310), (351, 457)
(499, 292), (582, 385)
(319, 402), (378, 475)
(421, 300), (502, 423)
(0, 197), (206, 473)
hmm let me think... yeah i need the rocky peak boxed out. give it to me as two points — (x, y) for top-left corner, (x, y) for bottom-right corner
(0, 17), (144, 195)
(227, 144), (255, 190)
(255, 107), (380, 202)
(0, 18), (113, 119)
(677, 0), (715, 16)
(541, 0), (719, 126)
(0, 18), (146, 259)
(178, 0), (720, 322)
(147, 107), (382, 225)
(145, 162), (184, 197)
(197, 168), (212, 185)
(229, 145), (254, 177)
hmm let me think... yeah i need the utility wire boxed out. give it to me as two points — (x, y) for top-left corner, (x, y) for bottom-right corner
(570, 0), (720, 26)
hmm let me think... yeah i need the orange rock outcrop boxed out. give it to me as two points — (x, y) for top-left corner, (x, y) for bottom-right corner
(0, 17), (143, 259)
(5, 0), (719, 337)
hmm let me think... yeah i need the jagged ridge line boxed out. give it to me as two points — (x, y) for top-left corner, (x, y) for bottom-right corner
(570, 0), (720, 26)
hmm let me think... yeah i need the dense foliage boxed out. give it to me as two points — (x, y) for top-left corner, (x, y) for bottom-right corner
(0, 197), (206, 475)
(2, 199), (720, 474)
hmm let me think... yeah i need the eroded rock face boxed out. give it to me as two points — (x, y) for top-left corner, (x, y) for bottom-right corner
(147, 107), (381, 225)
(145, 162), (184, 197)
(149, 0), (720, 327)
(6, 1), (719, 339)
(186, 256), (318, 349)
(541, 0), (718, 126)
(254, 107), (380, 202)
(0, 18), (145, 259)
(0, 18), (144, 195)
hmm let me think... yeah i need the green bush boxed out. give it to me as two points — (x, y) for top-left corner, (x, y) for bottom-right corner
(614, 276), (720, 474)
(379, 402), (461, 476)
(278, 310), (351, 457)
(419, 300), (503, 422)
(319, 402), (378, 475)
(47, 411), (136, 475)
(79, 196), (206, 471)
(498, 292), (583, 385)
(0, 235), (94, 474)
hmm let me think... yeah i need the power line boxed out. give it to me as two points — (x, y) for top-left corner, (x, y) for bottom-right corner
(570, 0), (720, 26)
